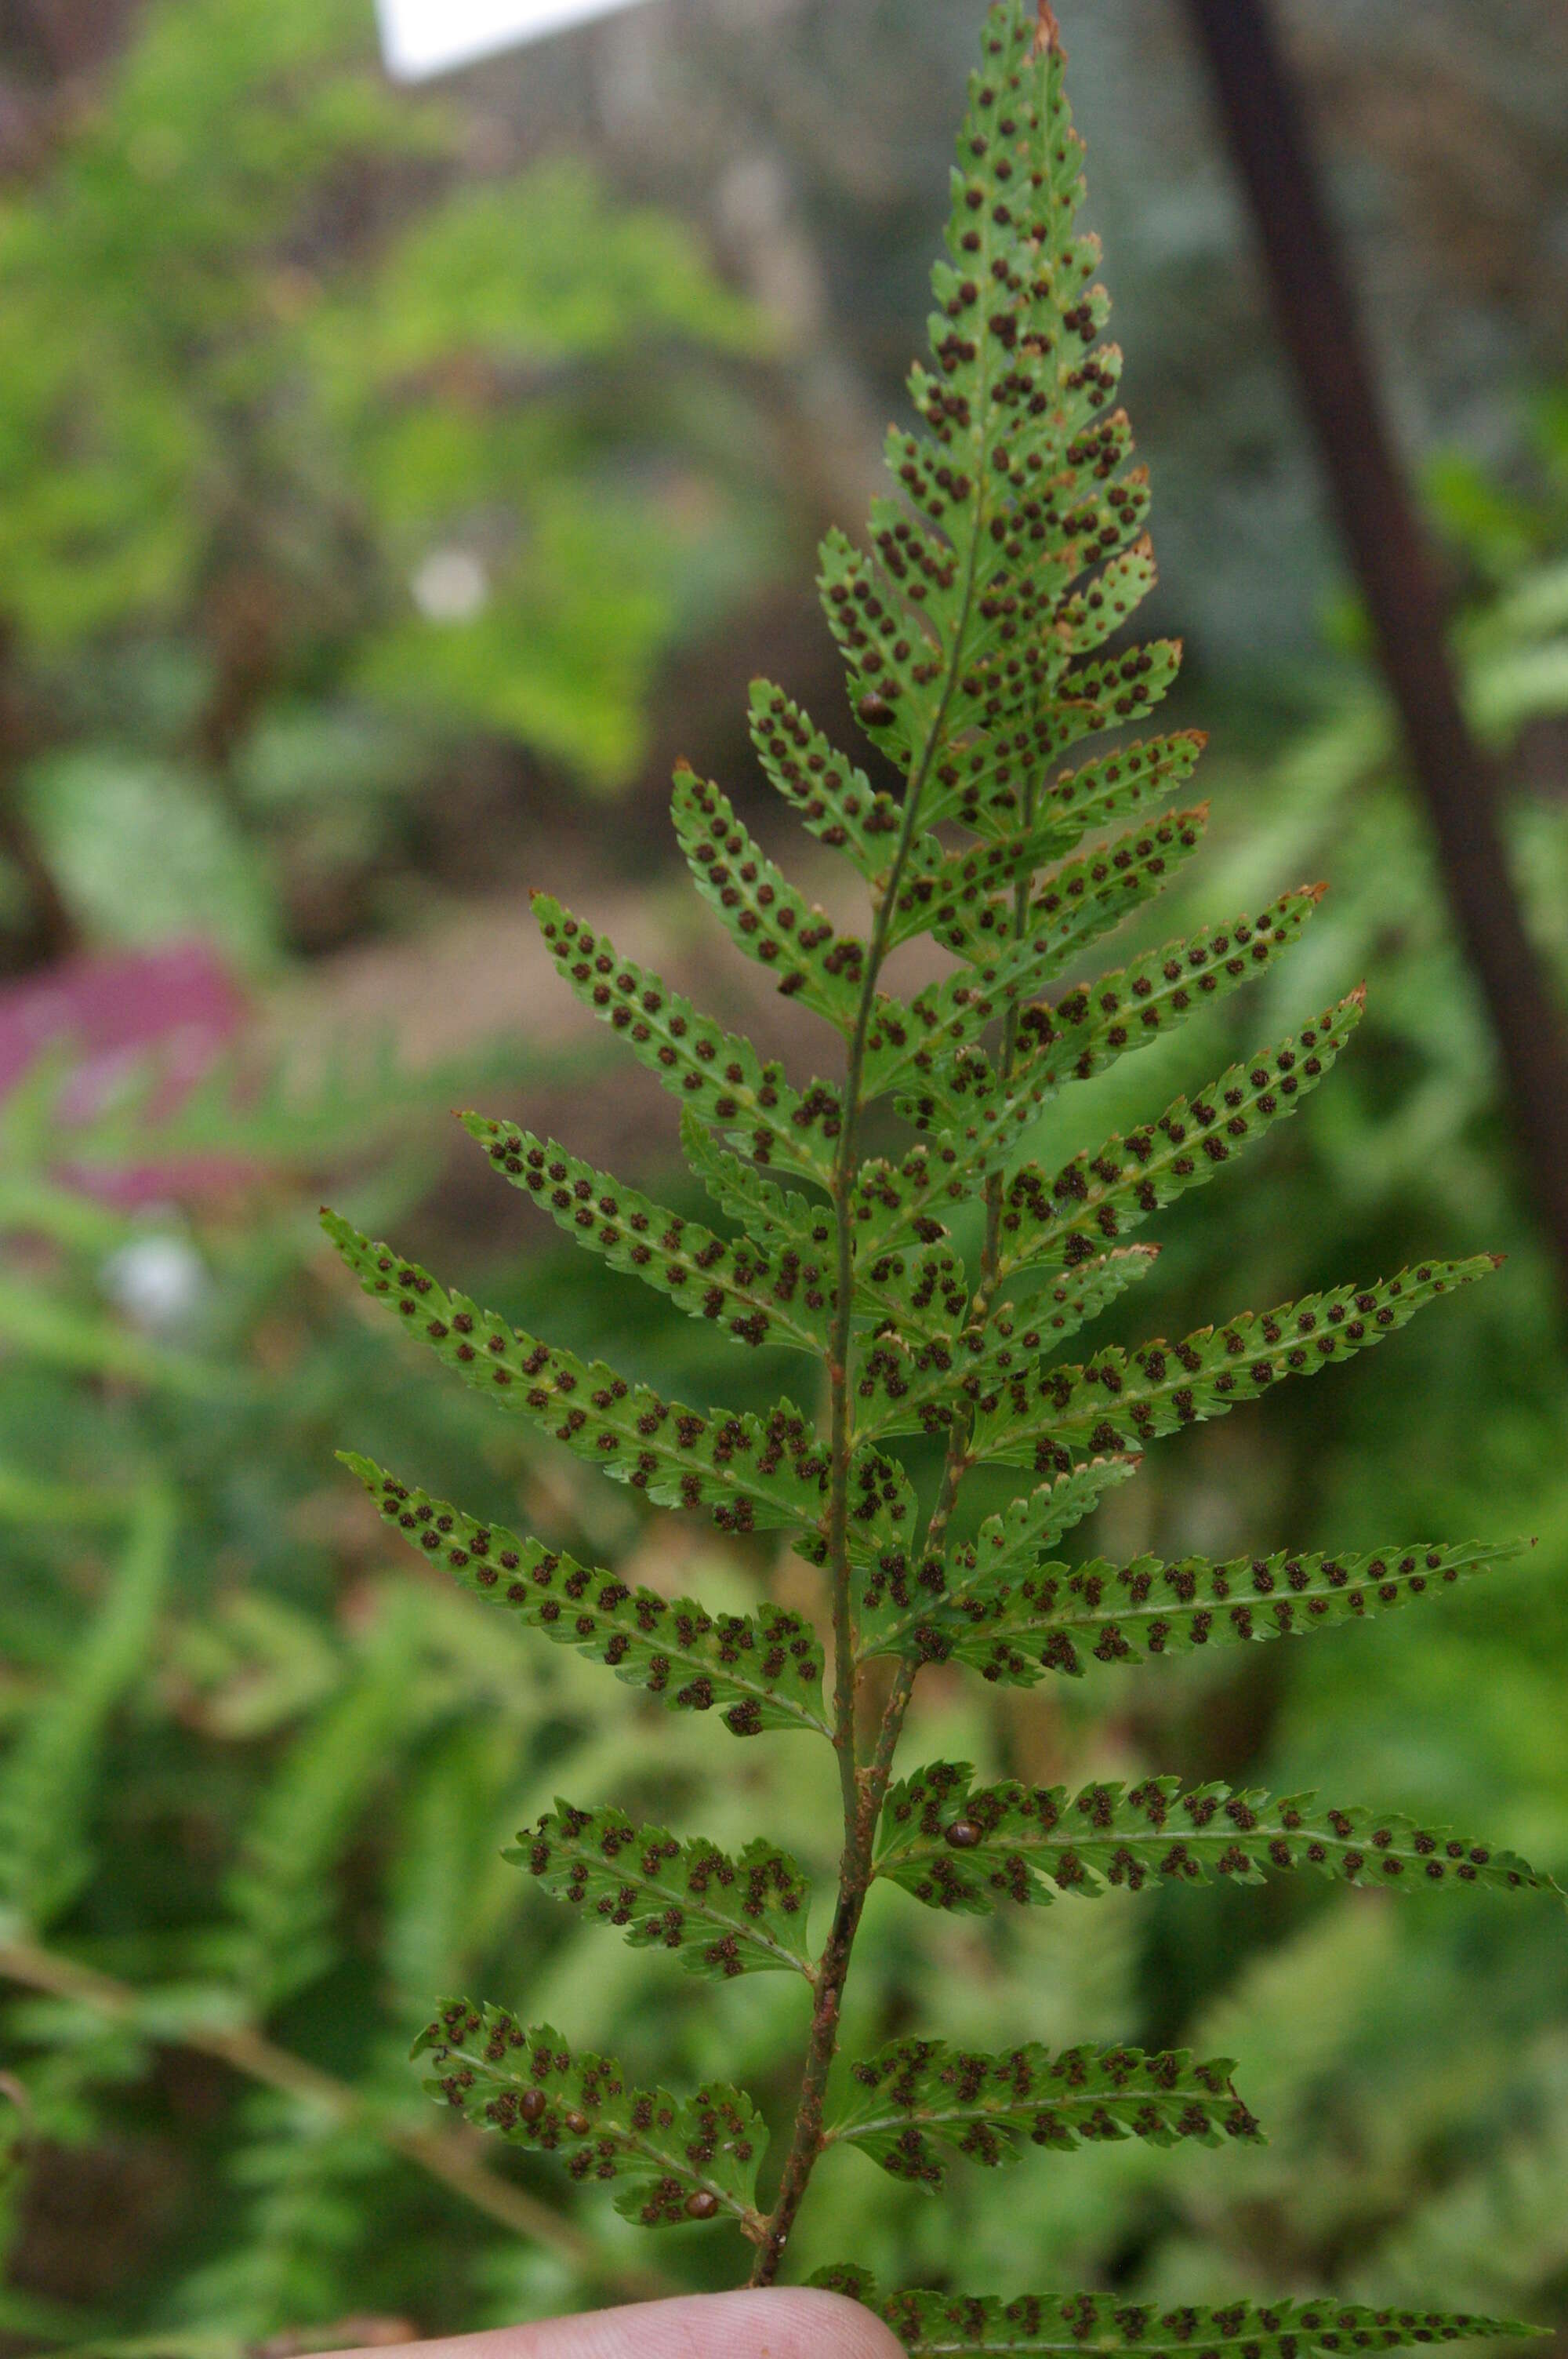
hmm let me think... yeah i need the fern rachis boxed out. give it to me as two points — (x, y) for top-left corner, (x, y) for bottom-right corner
(326, 5), (1556, 2348)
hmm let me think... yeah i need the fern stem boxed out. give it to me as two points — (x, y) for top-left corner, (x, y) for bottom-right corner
(0, 1935), (671, 2300)
(751, 555), (990, 2290)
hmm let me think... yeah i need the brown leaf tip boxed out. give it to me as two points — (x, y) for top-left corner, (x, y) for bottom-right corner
(1034, 2), (1064, 59)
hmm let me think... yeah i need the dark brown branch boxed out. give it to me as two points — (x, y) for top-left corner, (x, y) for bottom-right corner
(1184, 0), (1568, 1292)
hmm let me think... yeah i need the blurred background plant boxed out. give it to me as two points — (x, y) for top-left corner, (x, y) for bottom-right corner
(0, 0), (1566, 2353)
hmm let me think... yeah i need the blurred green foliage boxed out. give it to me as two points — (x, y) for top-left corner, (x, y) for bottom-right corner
(0, 0), (775, 972)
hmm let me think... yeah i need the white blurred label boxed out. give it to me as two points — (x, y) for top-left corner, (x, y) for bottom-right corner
(377, 0), (653, 78)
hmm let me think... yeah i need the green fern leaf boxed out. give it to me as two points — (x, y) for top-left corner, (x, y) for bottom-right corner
(859, 1455), (1140, 1660)
(995, 993), (1366, 1283)
(823, 2037), (1258, 2184)
(532, 891), (842, 1184)
(748, 681), (903, 881)
(938, 1532), (1530, 1680)
(459, 1115), (832, 1354)
(513, 1802), (813, 1980)
(810, 2276), (1543, 2359)
(844, 890), (1327, 1253)
(331, 2), (1543, 2306)
(1041, 727), (1207, 839)
(907, 732), (1209, 964)
(971, 1259), (1496, 1474)
(853, 1224), (975, 1347)
(875, 1764), (1566, 1914)
(680, 1107), (835, 1256)
(862, 903), (1160, 1113)
(905, 886), (1324, 1150)
(853, 1246), (1159, 1445)
(323, 1215), (831, 1536)
(673, 765), (868, 1028)
(225, 1587), (424, 2010)
(344, 1455), (829, 1737)
(414, 2005), (765, 2231)
(1003, 802), (1209, 978)
(1042, 634), (1185, 767)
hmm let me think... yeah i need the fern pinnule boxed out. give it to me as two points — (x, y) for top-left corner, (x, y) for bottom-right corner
(325, 2), (1554, 2342)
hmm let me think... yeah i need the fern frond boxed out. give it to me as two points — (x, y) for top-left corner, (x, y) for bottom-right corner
(532, 893), (841, 1184)
(322, 1), (1539, 2310)
(905, 731), (1208, 965)
(345, 1456), (828, 1737)
(1041, 634), (1185, 767)
(874, 1765), (1566, 1915)
(971, 1259), (1495, 1474)
(325, 1216), (831, 1536)
(841, 891), (1330, 1257)
(1009, 802), (1209, 978)
(902, 887), (1324, 1150)
(414, 2005), (765, 2234)
(995, 992), (1366, 1281)
(459, 1116), (833, 1354)
(680, 1108), (835, 1256)
(514, 1804), (813, 1979)
(672, 765), (869, 1027)
(852, 1247), (1160, 1445)
(858, 1453), (1140, 1659)
(224, 1590), (424, 2010)
(748, 681), (903, 880)
(933, 1533), (1530, 1681)
(823, 2037), (1258, 2184)
(810, 2277), (1543, 2359)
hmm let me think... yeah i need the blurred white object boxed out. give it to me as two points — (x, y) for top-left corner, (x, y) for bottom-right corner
(101, 1233), (209, 1336)
(376, 0), (655, 79)
(411, 547), (490, 623)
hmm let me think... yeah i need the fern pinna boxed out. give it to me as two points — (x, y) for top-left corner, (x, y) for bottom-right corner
(324, 5), (1557, 2348)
